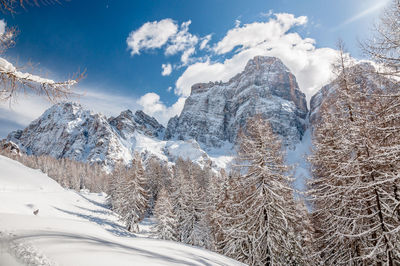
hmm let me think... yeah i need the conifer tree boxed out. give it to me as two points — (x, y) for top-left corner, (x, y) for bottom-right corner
(109, 154), (149, 232)
(214, 170), (249, 261)
(153, 187), (178, 241)
(171, 158), (213, 249)
(309, 42), (400, 265)
(145, 157), (171, 213)
(221, 115), (306, 265)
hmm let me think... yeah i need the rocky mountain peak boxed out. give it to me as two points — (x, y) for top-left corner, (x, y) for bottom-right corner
(5, 102), (168, 169)
(4, 102), (221, 170)
(109, 109), (164, 139)
(243, 55), (288, 73)
(165, 56), (308, 148)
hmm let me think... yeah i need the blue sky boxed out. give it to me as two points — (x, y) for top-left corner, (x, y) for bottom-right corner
(0, 0), (390, 136)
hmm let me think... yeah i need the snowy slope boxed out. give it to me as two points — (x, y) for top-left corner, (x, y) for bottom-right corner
(0, 155), (243, 266)
(286, 127), (312, 192)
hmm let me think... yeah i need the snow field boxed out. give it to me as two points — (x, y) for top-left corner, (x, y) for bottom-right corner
(0, 155), (243, 266)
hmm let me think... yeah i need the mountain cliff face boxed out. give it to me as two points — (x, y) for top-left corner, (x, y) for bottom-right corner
(5, 102), (217, 170)
(164, 56), (308, 148)
(109, 109), (165, 139)
(7, 103), (132, 168)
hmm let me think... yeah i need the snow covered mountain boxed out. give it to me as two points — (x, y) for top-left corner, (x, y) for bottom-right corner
(3, 56), (311, 170)
(165, 56), (308, 148)
(0, 155), (243, 266)
(4, 102), (222, 170)
(6, 102), (135, 169)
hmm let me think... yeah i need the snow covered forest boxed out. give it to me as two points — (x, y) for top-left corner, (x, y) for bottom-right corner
(1, 0), (400, 265)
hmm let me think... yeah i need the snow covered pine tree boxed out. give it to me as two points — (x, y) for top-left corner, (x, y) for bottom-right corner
(309, 41), (400, 265)
(220, 115), (308, 265)
(153, 187), (178, 241)
(109, 154), (149, 233)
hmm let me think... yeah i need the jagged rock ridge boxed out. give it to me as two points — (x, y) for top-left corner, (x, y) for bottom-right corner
(5, 102), (219, 170)
(6, 103), (165, 168)
(164, 56), (308, 148)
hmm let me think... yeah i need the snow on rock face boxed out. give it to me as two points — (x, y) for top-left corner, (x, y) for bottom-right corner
(309, 62), (395, 126)
(5, 102), (220, 170)
(6, 103), (165, 169)
(7, 102), (132, 168)
(164, 56), (308, 148)
(109, 109), (165, 139)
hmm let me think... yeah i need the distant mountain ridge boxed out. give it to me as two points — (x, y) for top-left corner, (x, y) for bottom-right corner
(4, 102), (217, 170)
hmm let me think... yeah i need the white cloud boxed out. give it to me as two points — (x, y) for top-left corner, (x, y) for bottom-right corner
(199, 34), (212, 50)
(137, 93), (186, 124)
(235, 19), (241, 28)
(180, 47), (195, 65)
(214, 13), (307, 54)
(165, 20), (198, 57)
(161, 63), (172, 76)
(260, 10), (273, 18)
(126, 19), (178, 56)
(176, 13), (338, 102)
(127, 19), (200, 65)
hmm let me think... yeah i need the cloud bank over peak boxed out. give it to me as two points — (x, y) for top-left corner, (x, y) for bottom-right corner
(127, 12), (341, 124)
(137, 93), (186, 125)
(176, 13), (338, 100)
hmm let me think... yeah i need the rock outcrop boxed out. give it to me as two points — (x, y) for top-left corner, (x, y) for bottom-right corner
(109, 109), (164, 139)
(165, 56), (308, 148)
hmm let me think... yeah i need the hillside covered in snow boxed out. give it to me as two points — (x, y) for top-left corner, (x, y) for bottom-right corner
(0, 155), (243, 266)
